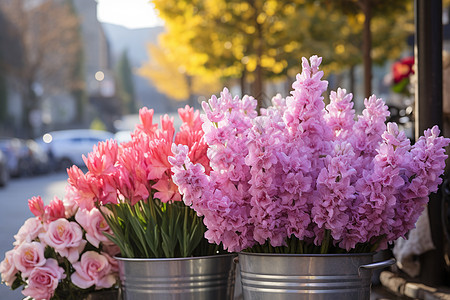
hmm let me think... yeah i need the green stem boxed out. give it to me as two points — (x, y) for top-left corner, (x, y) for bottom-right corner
(320, 230), (331, 254)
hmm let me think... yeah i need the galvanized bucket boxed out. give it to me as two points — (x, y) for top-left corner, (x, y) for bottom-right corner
(116, 254), (236, 300)
(238, 252), (395, 300)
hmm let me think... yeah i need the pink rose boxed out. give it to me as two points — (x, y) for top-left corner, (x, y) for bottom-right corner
(102, 252), (119, 274)
(13, 241), (46, 278)
(22, 258), (65, 300)
(28, 196), (45, 220)
(0, 250), (18, 286)
(44, 197), (66, 223)
(13, 217), (44, 246)
(75, 207), (113, 248)
(71, 251), (116, 289)
(41, 219), (86, 263)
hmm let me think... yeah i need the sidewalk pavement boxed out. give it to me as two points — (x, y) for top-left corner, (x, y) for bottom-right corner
(370, 271), (450, 300)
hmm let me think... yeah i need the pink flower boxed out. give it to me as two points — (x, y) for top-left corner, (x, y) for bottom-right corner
(13, 241), (46, 278)
(13, 217), (44, 246)
(153, 175), (182, 203)
(71, 251), (116, 289)
(22, 258), (65, 300)
(147, 137), (173, 181)
(44, 197), (66, 223)
(116, 145), (149, 205)
(41, 219), (86, 263)
(135, 107), (158, 137)
(28, 196), (45, 220)
(75, 207), (113, 248)
(0, 250), (18, 286)
(178, 105), (203, 131)
(83, 140), (118, 176)
(325, 88), (355, 140)
(67, 165), (98, 210)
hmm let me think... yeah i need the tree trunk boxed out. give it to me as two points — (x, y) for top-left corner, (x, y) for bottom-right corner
(250, 0), (264, 112)
(240, 68), (247, 96)
(22, 84), (36, 138)
(360, 0), (372, 98)
(349, 64), (355, 96)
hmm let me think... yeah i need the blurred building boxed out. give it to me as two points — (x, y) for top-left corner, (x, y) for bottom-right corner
(72, 0), (120, 131)
(0, 0), (121, 137)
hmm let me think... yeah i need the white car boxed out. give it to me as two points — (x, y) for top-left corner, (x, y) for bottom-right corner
(36, 129), (115, 170)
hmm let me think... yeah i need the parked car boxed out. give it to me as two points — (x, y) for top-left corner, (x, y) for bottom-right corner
(0, 138), (29, 177)
(0, 137), (50, 177)
(114, 130), (132, 144)
(36, 129), (115, 170)
(0, 149), (10, 187)
(26, 139), (50, 175)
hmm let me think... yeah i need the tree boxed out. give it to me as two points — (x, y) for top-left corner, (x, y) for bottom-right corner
(151, 0), (413, 108)
(116, 50), (137, 114)
(0, 9), (22, 128)
(67, 0), (87, 125)
(0, 0), (83, 137)
(319, 0), (413, 97)
(138, 42), (222, 108)
(152, 0), (315, 109)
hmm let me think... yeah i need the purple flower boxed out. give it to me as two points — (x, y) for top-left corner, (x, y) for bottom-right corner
(169, 56), (450, 254)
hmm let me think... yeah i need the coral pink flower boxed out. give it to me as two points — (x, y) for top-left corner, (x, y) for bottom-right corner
(13, 241), (46, 278)
(153, 176), (181, 203)
(135, 107), (158, 137)
(178, 105), (203, 131)
(28, 196), (45, 220)
(41, 219), (86, 263)
(0, 250), (18, 286)
(83, 139), (118, 176)
(75, 207), (113, 248)
(116, 146), (149, 205)
(22, 258), (65, 300)
(71, 251), (116, 289)
(44, 197), (66, 223)
(147, 136), (173, 180)
(67, 165), (99, 210)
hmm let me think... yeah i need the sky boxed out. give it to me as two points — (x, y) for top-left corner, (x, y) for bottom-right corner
(96, 0), (164, 29)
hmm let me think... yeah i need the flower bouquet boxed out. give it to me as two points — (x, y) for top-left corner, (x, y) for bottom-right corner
(0, 193), (119, 300)
(170, 55), (450, 254)
(67, 106), (222, 258)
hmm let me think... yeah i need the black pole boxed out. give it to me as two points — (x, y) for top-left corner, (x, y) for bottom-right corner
(415, 0), (445, 286)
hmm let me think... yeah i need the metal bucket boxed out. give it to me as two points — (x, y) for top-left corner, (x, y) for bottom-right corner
(116, 254), (236, 300)
(238, 252), (395, 300)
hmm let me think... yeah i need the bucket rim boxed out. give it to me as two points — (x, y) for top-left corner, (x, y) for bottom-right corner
(238, 252), (375, 258)
(114, 253), (236, 262)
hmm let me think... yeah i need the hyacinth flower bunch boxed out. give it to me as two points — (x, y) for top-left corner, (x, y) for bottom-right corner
(67, 106), (221, 258)
(170, 55), (450, 254)
(0, 192), (119, 300)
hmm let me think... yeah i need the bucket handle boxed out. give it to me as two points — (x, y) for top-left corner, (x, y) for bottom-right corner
(360, 258), (396, 270)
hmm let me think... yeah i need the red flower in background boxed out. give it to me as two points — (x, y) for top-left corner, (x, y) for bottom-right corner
(392, 56), (414, 84)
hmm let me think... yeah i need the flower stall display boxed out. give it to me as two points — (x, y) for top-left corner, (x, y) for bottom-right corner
(66, 106), (235, 299)
(0, 193), (119, 300)
(66, 106), (222, 259)
(170, 55), (450, 255)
